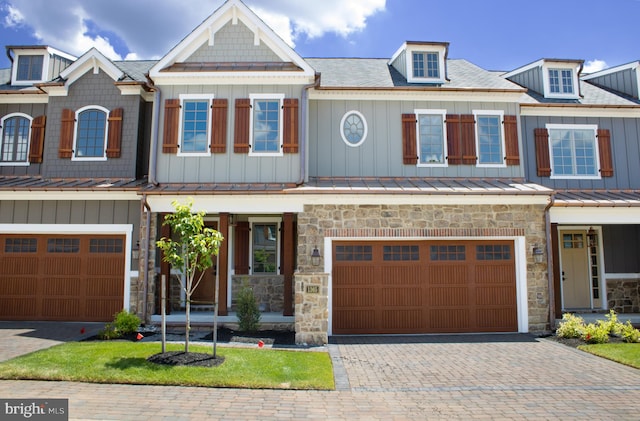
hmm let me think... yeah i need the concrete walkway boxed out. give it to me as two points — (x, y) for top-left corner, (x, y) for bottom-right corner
(1, 325), (640, 419)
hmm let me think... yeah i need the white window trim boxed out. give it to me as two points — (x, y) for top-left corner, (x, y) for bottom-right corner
(542, 63), (580, 99)
(473, 110), (506, 168)
(546, 123), (601, 180)
(11, 51), (50, 86)
(340, 110), (368, 148)
(0, 112), (32, 167)
(177, 94), (214, 157)
(414, 109), (448, 167)
(249, 93), (285, 157)
(72, 105), (109, 162)
(406, 45), (447, 84)
(248, 217), (281, 275)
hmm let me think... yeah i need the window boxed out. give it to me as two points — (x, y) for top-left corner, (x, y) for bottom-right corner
(476, 244), (511, 260)
(413, 52), (439, 79)
(16, 55), (44, 81)
(335, 245), (373, 261)
(430, 245), (465, 261)
(548, 69), (574, 94)
(340, 111), (367, 147)
(250, 94), (284, 155)
(547, 124), (599, 178)
(383, 245), (419, 261)
(474, 111), (505, 166)
(178, 95), (214, 156)
(73, 106), (108, 160)
(4, 238), (37, 253)
(90, 238), (123, 253)
(250, 219), (280, 274)
(47, 238), (80, 253)
(416, 110), (447, 165)
(1, 114), (31, 164)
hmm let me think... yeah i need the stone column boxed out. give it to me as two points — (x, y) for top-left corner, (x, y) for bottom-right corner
(294, 272), (329, 345)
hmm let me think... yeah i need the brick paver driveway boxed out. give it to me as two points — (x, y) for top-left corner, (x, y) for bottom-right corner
(1, 328), (640, 419)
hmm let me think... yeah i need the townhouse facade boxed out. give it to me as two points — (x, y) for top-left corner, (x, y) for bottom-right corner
(0, 0), (638, 344)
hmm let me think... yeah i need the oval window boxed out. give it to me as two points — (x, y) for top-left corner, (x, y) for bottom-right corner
(340, 111), (367, 147)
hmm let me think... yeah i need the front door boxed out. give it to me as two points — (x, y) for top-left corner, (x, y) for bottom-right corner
(560, 230), (591, 309)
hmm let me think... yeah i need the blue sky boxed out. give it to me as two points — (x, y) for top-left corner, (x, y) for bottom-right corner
(1, 0), (639, 73)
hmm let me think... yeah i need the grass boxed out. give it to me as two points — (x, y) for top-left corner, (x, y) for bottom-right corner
(578, 343), (640, 369)
(0, 342), (335, 390)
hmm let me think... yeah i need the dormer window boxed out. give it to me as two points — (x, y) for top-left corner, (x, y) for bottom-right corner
(390, 42), (448, 84)
(413, 52), (440, 79)
(548, 68), (574, 94)
(541, 61), (581, 99)
(16, 55), (44, 82)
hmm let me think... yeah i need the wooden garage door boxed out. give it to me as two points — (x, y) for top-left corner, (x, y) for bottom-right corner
(332, 240), (517, 334)
(0, 234), (125, 322)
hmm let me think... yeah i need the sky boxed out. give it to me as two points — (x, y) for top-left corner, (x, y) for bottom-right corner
(0, 0), (639, 73)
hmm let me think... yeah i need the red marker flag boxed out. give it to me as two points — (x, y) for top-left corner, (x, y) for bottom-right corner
(136, 333), (144, 340)
(258, 340), (264, 348)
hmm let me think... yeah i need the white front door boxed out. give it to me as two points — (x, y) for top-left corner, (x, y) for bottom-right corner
(560, 230), (591, 309)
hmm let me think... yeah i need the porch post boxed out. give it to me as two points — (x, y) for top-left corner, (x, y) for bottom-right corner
(218, 213), (229, 316)
(283, 212), (294, 316)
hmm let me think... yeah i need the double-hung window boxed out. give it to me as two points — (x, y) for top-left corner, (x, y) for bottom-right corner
(547, 124), (599, 178)
(179, 94), (214, 156)
(73, 106), (108, 160)
(250, 94), (284, 156)
(0, 113), (31, 165)
(473, 111), (505, 167)
(415, 109), (447, 166)
(249, 218), (280, 274)
(412, 52), (440, 79)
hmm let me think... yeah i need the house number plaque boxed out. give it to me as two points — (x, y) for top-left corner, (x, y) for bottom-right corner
(306, 285), (320, 294)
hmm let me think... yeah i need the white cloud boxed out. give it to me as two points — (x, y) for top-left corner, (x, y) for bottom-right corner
(583, 59), (608, 73)
(2, 0), (386, 60)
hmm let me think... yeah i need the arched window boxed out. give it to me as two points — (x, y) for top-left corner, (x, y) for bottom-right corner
(1, 113), (32, 163)
(74, 106), (108, 159)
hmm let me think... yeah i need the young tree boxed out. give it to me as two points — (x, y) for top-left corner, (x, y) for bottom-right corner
(156, 199), (223, 353)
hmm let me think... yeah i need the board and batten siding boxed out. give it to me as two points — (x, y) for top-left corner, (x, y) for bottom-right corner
(0, 103), (47, 177)
(308, 99), (523, 178)
(521, 115), (640, 190)
(587, 69), (639, 100)
(156, 85), (303, 184)
(506, 67), (544, 95)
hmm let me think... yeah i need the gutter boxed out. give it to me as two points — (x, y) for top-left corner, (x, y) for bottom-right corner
(141, 194), (152, 322)
(544, 193), (556, 331)
(297, 74), (320, 185)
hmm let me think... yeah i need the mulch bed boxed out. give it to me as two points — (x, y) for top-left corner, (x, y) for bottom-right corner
(542, 333), (628, 348)
(147, 351), (224, 367)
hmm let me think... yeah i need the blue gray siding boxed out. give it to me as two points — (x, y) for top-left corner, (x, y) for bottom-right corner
(47, 55), (74, 81)
(390, 50), (408, 81)
(587, 68), (639, 100)
(506, 67), (543, 94)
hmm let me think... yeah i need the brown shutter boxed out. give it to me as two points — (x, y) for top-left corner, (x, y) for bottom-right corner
(534, 128), (551, 177)
(597, 129), (614, 177)
(446, 114), (462, 164)
(283, 98), (299, 153)
(210, 99), (228, 153)
(162, 99), (180, 154)
(234, 221), (250, 275)
(234, 98), (251, 153)
(106, 108), (123, 158)
(282, 213), (295, 316)
(503, 115), (520, 165)
(28, 115), (46, 163)
(460, 114), (477, 164)
(58, 108), (75, 159)
(401, 113), (417, 165)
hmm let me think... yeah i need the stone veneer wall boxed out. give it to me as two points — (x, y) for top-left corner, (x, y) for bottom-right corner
(294, 203), (550, 344)
(230, 275), (285, 312)
(136, 210), (158, 322)
(607, 279), (640, 313)
(295, 272), (329, 345)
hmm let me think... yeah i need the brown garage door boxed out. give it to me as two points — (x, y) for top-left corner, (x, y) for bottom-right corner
(0, 234), (125, 322)
(332, 240), (517, 334)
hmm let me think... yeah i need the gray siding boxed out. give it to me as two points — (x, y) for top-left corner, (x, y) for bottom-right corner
(521, 115), (640, 189)
(507, 66), (543, 94)
(156, 84), (303, 184)
(603, 225), (640, 273)
(390, 50), (408, 80)
(42, 70), (144, 179)
(587, 68), (638, 99)
(47, 55), (74, 81)
(187, 20), (282, 63)
(309, 99), (523, 178)
(0, 103), (47, 176)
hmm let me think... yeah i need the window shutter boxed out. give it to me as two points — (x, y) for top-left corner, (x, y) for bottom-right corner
(503, 115), (520, 165)
(460, 114), (477, 164)
(534, 128), (551, 177)
(446, 114), (462, 164)
(401, 113), (417, 165)
(28, 115), (46, 163)
(162, 99), (180, 154)
(234, 98), (251, 153)
(282, 98), (299, 153)
(597, 129), (614, 177)
(210, 99), (228, 153)
(106, 108), (123, 158)
(58, 108), (75, 159)
(234, 221), (250, 275)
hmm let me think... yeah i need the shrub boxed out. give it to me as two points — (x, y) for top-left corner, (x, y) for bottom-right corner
(236, 286), (261, 332)
(98, 310), (141, 340)
(620, 321), (640, 343)
(582, 322), (610, 344)
(556, 313), (585, 338)
(603, 309), (621, 335)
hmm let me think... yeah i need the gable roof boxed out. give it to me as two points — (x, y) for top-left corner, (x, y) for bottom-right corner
(149, 0), (314, 81)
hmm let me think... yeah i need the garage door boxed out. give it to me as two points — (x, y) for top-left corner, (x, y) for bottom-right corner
(332, 240), (517, 334)
(0, 234), (125, 322)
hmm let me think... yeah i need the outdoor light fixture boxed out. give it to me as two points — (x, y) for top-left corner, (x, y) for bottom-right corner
(311, 246), (321, 266)
(532, 244), (544, 264)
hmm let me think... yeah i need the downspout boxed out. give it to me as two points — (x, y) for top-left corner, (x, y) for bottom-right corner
(148, 85), (161, 186)
(544, 193), (556, 331)
(297, 74), (320, 185)
(142, 194), (152, 322)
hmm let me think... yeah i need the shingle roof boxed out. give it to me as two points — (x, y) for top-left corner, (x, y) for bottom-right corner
(520, 81), (640, 106)
(114, 60), (157, 82)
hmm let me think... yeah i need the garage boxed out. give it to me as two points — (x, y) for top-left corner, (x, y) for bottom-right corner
(0, 234), (125, 321)
(332, 240), (517, 334)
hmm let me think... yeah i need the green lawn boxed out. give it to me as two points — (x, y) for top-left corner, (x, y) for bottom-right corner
(578, 343), (640, 369)
(0, 342), (335, 390)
